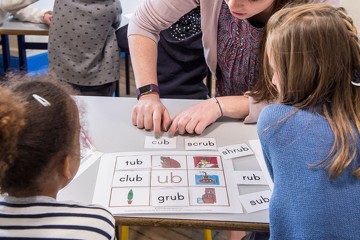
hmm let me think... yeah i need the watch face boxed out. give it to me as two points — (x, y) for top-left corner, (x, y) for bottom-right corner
(140, 84), (153, 93)
(136, 84), (159, 99)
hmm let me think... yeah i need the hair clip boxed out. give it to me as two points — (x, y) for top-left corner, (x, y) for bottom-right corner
(351, 71), (360, 87)
(32, 94), (51, 107)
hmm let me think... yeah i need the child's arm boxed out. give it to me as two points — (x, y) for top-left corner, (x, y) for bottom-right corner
(112, 0), (122, 31)
(11, 5), (51, 25)
(0, 0), (38, 12)
(0, 0), (52, 25)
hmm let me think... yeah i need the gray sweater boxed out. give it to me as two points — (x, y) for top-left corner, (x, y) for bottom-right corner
(48, 0), (122, 86)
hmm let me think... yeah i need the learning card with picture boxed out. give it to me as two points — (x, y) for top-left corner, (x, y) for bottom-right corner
(92, 151), (243, 214)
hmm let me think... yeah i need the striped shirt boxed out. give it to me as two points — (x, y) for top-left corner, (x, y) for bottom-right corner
(0, 196), (115, 239)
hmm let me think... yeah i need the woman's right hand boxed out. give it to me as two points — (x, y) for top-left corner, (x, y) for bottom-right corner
(132, 93), (172, 139)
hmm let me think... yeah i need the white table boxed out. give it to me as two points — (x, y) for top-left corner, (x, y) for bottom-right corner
(59, 96), (270, 232)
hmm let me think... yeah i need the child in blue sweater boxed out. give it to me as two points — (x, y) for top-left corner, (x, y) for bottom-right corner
(257, 3), (360, 240)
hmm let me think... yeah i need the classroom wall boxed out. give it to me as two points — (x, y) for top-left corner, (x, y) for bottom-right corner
(340, 0), (360, 30)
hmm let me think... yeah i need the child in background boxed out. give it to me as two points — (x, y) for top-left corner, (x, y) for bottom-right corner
(48, 0), (122, 97)
(257, 3), (360, 239)
(0, 0), (52, 25)
(0, 76), (115, 239)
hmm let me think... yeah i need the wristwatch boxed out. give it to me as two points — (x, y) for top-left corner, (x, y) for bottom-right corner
(136, 84), (159, 100)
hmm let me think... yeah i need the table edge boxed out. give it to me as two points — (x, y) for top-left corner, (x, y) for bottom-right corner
(0, 29), (48, 35)
(115, 216), (269, 232)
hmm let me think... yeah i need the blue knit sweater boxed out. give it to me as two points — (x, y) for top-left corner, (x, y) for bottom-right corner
(257, 104), (360, 240)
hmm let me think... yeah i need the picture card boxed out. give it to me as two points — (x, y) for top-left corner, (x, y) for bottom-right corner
(110, 187), (150, 207)
(151, 155), (187, 169)
(188, 187), (229, 206)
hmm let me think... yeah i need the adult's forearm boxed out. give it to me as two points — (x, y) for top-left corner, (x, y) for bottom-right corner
(128, 35), (158, 88)
(217, 95), (250, 119)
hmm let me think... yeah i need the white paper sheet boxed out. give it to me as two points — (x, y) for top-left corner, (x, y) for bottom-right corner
(248, 140), (274, 191)
(92, 151), (243, 214)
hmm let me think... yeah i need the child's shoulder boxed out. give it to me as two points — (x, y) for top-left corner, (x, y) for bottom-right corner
(0, 197), (115, 239)
(259, 103), (296, 123)
(57, 200), (113, 218)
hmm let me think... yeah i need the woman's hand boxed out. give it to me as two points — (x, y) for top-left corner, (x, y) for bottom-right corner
(167, 98), (222, 136)
(132, 93), (172, 139)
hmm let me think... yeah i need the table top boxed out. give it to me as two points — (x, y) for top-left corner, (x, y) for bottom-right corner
(58, 96), (270, 231)
(0, 18), (49, 35)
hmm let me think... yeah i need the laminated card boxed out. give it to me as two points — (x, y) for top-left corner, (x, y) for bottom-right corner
(92, 151), (243, 214)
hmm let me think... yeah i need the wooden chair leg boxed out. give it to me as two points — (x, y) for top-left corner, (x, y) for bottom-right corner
(204, 229), (213, 240)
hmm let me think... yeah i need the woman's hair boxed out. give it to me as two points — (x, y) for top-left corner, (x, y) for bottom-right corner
(249, 0), (324, 100)
(0, 75), (79, 194)
(263, 3), (360, 178)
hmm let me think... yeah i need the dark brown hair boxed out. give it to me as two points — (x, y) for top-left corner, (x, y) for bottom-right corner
(0, 74), (79, 194)
(249, 0), (325, 101)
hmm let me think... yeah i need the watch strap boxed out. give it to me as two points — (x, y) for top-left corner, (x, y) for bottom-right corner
(136, 84), (159, 100)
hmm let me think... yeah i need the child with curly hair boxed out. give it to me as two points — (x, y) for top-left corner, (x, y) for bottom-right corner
(0, 75), (115, 239)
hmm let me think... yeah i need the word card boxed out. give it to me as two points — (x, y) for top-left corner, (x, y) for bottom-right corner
(144, 136), (177, 149)
(185, 138), (217, 151)
(218, 143), (254, 160)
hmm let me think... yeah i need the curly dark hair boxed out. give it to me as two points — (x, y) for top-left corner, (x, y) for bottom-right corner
(0, 74), (79, 195)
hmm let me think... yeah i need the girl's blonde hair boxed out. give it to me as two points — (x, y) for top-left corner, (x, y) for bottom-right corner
(264, 3), (360, 179)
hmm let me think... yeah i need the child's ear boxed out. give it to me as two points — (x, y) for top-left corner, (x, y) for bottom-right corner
(62, 155), (72, 180)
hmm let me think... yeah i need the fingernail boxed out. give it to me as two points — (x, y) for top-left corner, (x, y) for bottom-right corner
(155, 134), (160, 139)
(167, 132), (172, 138)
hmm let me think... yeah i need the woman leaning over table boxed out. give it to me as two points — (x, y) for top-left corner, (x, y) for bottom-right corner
(0, 0), (52, 26)
(128, 0), (322, 139)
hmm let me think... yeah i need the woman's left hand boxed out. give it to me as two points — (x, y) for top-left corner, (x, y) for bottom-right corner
(167, 98), (222, 136)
